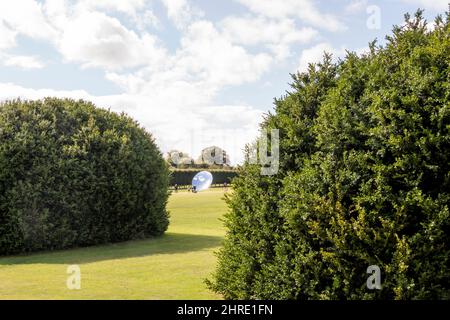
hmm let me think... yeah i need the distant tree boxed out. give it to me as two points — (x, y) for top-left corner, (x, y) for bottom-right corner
(165, 150), (194, 167)
(196, 146), (231, 167)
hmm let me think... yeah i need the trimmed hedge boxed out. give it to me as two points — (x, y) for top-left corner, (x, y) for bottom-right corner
(0, 98), (170, 255)
(208, 11), (450, 299)
(170, 169), (238, 186)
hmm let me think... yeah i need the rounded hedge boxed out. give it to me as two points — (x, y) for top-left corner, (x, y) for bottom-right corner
(208, 11), (450, 299)
(0, 98), (170, 255)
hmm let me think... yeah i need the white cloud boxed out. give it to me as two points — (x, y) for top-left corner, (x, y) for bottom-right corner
(76, 0), (161, 30)
(3, 55), (45, 69)
(160, 0), (204, 29)
(0, 82), (91, 101)
(106, 19), (273, 100)
(39, 1), (167, 70)
(0, 22), (16, 50)
(42, 0), (70, 31)
(178, 21), (272, 86)
(0, 0), (58, 41)
(234, 0), (346, 32)
(57, 11), (167, 70)
(345, 0), (368, 14)
(221, 15), (318, 59)
(297, 42), (346, 72)
(135, 10), (161, 30)
(76, 0), (147, 16)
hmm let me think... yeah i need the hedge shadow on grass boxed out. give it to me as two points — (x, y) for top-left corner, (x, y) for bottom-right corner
(0, 233), (222, 265)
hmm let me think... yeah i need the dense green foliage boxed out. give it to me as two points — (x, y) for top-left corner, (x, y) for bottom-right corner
(208, 11), (450, 299)
(170, 169), (238, 186)
(0, 98), (169, 255)
(165, 147), (232, 170)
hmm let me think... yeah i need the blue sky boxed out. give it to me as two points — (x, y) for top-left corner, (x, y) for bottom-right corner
(0, 0), (447, 163)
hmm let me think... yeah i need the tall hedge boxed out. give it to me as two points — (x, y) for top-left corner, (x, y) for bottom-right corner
(170, 169), (238, 186)
(208, 10), (450, 299)
(0, 98), (170, 255)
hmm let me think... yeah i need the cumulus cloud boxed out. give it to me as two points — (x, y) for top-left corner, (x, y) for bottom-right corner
(345, 0), (369, 14)
(106, 19), (273, 105)
(135, 10), (161, 30)
(76, 0), (147, 16)
(160, 0), (204, 29)
(0, 82), (91, 100)
(178, 21), (272, 86)
(221, 15), (318, 59)
(0, 22), (16, 50)
(57, 11), (167, 70)
(0, 0), (58, 41)
(234, 0), (347, 32)
(3, 55), (45, 69)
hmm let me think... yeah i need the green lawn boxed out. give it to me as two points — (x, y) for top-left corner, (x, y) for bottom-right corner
(0, 189), (228, 300)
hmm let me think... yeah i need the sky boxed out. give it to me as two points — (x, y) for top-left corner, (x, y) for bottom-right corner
(0, 0), (448, 164)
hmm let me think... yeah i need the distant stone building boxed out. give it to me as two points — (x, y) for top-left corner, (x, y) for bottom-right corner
(165, 150), (194, 167)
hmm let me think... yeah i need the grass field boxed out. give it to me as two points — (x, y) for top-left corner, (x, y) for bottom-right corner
(0, 189), (227, 300)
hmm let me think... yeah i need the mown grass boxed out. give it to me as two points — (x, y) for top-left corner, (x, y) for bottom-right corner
(0, 189), (228, 300)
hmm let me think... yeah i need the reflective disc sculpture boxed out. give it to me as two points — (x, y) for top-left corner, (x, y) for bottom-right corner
(192, 171), (213, 192)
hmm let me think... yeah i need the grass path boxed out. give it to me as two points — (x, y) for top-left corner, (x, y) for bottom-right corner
(0, 189), (227, 299)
